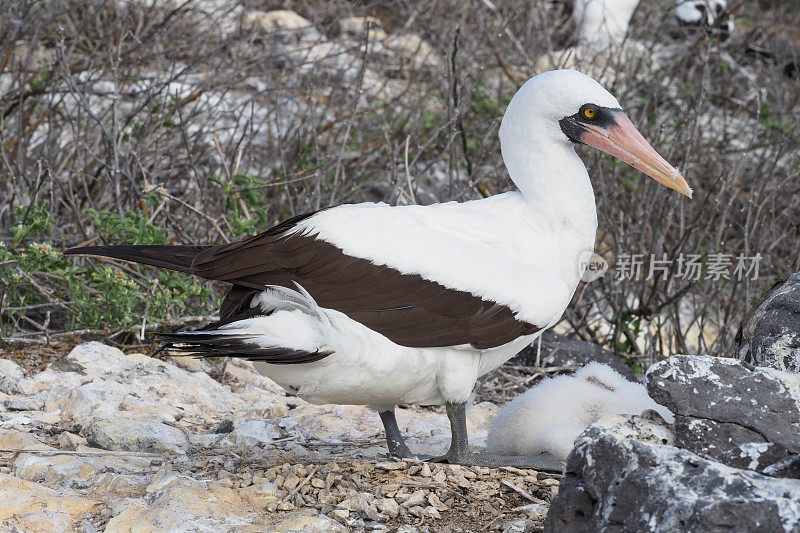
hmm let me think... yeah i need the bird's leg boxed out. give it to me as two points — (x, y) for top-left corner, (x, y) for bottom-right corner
(441, 401), (472, 463)
(379, 408), (414, 459)
(431, 401), (565, 472)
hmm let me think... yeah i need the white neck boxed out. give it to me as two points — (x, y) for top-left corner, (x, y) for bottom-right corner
(501, 137), (598, 231)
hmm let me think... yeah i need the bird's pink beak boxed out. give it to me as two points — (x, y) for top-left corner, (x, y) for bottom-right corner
(580, 111), (692, 198)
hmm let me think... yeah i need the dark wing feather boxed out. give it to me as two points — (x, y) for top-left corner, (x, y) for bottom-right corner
(66, 209), (540, 349)
(189, 224), (540, 349)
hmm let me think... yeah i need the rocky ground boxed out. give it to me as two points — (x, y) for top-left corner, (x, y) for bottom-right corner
(0, 342), (560, 532)
(2, 279), (800, 532)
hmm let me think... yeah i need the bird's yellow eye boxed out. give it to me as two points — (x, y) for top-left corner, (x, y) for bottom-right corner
(583, 107), (596, 119)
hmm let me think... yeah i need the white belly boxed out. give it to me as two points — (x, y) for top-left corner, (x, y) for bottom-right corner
(253, 309), (539, 406)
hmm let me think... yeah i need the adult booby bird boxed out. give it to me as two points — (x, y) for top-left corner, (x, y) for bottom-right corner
(65, 70), (691, 470)
(571, 0), (642, 50)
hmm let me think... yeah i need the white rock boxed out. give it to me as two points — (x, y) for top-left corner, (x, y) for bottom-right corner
(383, 33), (442, 69)
(0, 473), (98, 531)
(3, 397), (44, 411)
(12, 451), (151, 492)
(223, 359), (285, 394)
(378, 497), (400, 518)
(244, 10), (322, 43)
(271, 511), (347, 532)
(339, 16), (386, 39)
(338, 492), (375, 511)
(518, 502), (549, 520)
(239, 480), (280, 506)
(50, 342), (288, 429)
(401, 490), (426, 508)
(0, 428), (52, 451)
(0, 359), (24, 379)
(86, 417), (190, 454)
(105, 478), (264, 532)
(57, 431), (86, 450)
(220, 419), (281, 447)
(170, 356), (207, 373)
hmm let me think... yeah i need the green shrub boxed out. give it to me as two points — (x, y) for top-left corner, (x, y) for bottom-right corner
(0, 203), (214, 338)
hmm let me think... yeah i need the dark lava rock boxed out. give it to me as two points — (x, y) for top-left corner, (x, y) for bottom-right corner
(720, 442), (792, 475)
(763, 454), (800, 479)
(735, 273), (800, 373)
(647, 355), (800, 454)
(545, 416), (800, 533)
(513, 331), (636, 380)
(673, 415), (766, 460)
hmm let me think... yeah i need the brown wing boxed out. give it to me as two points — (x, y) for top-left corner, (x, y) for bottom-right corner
(191, 217), (539, 349)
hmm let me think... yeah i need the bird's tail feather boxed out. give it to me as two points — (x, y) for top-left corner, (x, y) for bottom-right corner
(157, 290), (336, 364)
(63, 245), (211, 273)
(156, 330), (333, 364)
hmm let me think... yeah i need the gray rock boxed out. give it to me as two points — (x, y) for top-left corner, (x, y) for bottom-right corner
(545, 416), (800, 532)
(86, 417), (190, 454)
(3, 397), (45, 411)
(735, 273), (800, 373)
(357, 507), (388, 523)
(647, 355), (800, 453)
(512, 331), (636, 380)
(497, 518), (536, 532)
(517, 503), (549, 520)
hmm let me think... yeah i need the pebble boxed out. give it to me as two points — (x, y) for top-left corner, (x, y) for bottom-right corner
(377, 497), (400, 518)
(376, 461), (406, 470)
(358, 507), (388, 522)
(401, 489), (427, 508)
(330, 508), (350, 523)
(283, 474), (301, 491)
(419, 463), (432, 477)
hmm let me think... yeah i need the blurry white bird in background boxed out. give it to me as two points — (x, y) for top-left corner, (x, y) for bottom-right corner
(487, 362), (674, 462)
(675, 0), (734, 40)
(571, 0), (642, 50)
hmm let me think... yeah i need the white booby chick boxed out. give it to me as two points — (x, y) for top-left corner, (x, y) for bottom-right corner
(487, 362), (674, 461)
(65, 70), (690, 470)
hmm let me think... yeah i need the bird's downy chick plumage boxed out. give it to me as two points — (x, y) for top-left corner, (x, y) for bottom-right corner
(486, 362), (673, 461)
